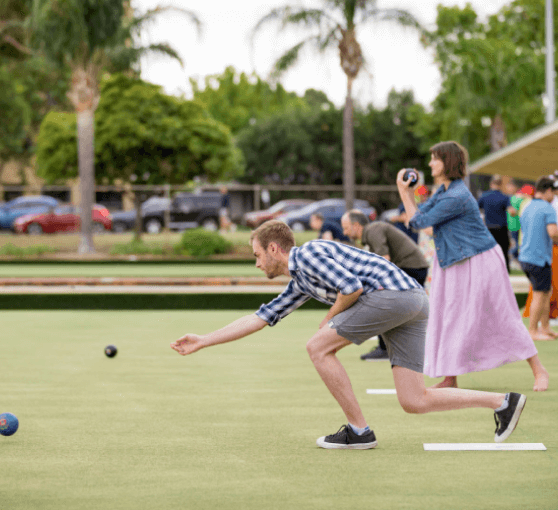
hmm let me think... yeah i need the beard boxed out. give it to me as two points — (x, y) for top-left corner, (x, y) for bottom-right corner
(263, 258), (282, 279)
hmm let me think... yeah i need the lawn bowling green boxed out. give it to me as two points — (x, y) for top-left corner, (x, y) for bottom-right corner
(2, 309), (556, 510)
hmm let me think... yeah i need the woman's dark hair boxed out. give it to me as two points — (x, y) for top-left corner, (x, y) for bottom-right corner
(430, 141), (469, 180)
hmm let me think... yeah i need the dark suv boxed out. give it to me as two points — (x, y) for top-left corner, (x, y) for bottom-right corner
(111, 192), (221, 234)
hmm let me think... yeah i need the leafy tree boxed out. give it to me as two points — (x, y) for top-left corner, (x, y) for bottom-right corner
(28, 0), (200, 253)
(236, 88), (427, 187)
(36, 74), (244, 239)
(190, 66), (309, 134)
(0, 0), (69, 167)
(253, 0), (420, 209)
(0, 66), (32, 165)
(422, 0), (552, 161)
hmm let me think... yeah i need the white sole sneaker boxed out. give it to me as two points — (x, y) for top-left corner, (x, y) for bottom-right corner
(316, 436), (378, 449)
(494, 393), (526, 443)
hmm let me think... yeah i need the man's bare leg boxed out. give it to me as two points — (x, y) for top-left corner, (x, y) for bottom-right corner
(393, 366), (505, 413)
(306, 327), (367, 428)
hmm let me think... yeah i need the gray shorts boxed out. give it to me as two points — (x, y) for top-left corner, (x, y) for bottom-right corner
(328, 289), (428, 373)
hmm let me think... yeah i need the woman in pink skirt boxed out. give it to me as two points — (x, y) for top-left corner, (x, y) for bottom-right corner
(396, 141), (548, 392)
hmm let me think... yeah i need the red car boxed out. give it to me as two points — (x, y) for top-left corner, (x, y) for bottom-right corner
(13, 203), (112, 234)
(243, 199), (314, 228)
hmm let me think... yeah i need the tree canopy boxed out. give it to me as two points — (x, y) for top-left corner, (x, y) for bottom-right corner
(36, 74), (244, 185)
(422, 0), (551, 159)
(190, 66), (310, 134)
(236, 89), (427, 186)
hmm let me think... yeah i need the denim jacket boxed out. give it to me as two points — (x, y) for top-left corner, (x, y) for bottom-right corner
(409, 179), (496, 269)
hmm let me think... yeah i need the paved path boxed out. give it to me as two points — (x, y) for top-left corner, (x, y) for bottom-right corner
(0, 275), (530, 294)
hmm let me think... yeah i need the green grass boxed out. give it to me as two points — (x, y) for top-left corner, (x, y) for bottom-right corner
(1, 310), (557, 509)
(0, 230), (317, 258)
(0, 263), (264, 277)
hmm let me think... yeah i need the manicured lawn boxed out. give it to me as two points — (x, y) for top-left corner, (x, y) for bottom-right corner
(0, 230), (317, 258)
(1, 310), (556, 510)
(0, 263), (263, 278)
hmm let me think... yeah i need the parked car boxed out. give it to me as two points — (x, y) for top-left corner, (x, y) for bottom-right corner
(13, 203), (112, 234)
(0, 195), (59, 230)
(112, 192), (222, 234)
(243, 199), (314, 228)
(111, 197), (171, 234)
(277, 198), (377, 232)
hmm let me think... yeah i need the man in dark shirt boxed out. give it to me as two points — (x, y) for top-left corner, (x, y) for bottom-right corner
(310, 213), (350, 242)
(478, 175), (517, 273)
(389, 203), (419, 243)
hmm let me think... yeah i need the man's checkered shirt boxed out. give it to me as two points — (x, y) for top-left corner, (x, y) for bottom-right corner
(255, 240), (422, 326)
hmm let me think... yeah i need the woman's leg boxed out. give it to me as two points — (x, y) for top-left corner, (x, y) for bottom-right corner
(527, 354), (549, 392)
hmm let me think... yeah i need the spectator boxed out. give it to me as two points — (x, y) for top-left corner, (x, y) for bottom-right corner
(506, 179), (522, 262)
(518, 176), (558, 341)
(478, 175), (517, 273)
(415, 185), (436, 293)
(341, 209), (429, 361)
(309, 213), (349, 242)
(219, 186), (231, 232)
(397, 141), (548, 392)
(389, 203), (419, 243)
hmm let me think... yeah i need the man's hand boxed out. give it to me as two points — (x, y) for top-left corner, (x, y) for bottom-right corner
(171, 334), (205, 356)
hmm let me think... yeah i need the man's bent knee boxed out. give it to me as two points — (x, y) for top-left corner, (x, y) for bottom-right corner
(306, 329), (350, 362)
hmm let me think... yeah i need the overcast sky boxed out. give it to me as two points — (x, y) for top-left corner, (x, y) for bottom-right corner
(135, 0), (511, 109)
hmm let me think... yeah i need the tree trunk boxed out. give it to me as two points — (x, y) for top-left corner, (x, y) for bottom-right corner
(343, 78), (355, 211)
(77, 109), (95, 254)
(489, 114), (507, 152)
(69, 65), (99, 255)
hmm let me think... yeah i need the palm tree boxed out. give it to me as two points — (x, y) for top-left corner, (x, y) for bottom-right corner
(28, 0), (200, 253)
(253, 0), (420, 209)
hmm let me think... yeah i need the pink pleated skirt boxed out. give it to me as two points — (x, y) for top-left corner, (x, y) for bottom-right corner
(424, 245), (537, 378)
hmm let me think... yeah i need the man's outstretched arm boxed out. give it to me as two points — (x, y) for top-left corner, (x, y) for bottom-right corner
(171, 313), (268, 356)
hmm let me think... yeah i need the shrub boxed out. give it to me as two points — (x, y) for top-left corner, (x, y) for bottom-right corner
(0, 243), (57, 256)
(173, 229), (233, 257)
(109, 240), (165, 256)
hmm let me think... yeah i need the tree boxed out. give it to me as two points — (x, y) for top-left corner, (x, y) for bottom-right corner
(253, 0), (420, 209)
(190, 66), (310, 134)
(28, 0), (200, 253)
(236, 88), (427, 188)
(36, 74), (244, 240)
(0, 66), (32, 165)
(422, 1), (552, 161)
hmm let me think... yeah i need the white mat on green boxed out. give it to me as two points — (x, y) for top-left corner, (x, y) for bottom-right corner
(424, 443), (546, 451)
(366, 389), (397, 394)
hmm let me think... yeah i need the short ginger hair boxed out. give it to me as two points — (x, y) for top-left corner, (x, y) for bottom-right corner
(250, 220), (295, 252)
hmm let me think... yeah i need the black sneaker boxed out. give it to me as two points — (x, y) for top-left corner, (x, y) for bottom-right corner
(360, 346), (389, 361)
(494, 392), (526, 443)
(317, 424), (378, 450)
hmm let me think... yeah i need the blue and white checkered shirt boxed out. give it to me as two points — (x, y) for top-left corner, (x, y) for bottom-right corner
(255, 240), (422, 326)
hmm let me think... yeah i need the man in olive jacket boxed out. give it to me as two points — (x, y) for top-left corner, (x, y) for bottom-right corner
(342, 209), (429, 361)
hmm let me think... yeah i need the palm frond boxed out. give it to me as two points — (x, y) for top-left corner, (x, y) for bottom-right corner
(360, 8), (421, 30)
(270, 34), (330, 79)
(318, 26), (340, 50)
(252, 7), (337, 38)
(141, 42), (183, 66)
(271, 40), (306, 79)
(128, 5), (202, 38)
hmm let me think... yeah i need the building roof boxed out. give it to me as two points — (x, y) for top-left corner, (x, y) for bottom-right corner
(469, 119), (558, 180)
